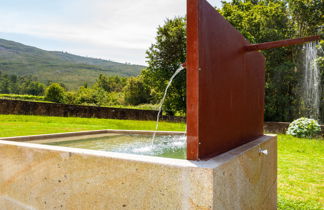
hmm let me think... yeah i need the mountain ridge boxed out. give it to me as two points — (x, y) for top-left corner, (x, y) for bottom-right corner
(0, 38), (146, 89)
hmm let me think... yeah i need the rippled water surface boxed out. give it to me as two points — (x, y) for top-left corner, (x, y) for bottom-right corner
(45, 134), (187, 159)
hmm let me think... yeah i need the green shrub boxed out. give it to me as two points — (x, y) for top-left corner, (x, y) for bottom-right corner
(286, 117), (321, 138)
(124, 77), (151, 106)
(64, 91), (77, 105)
(73, 87), (106, 106)
(105, 92), (124, 106)
(44, 83), (66, 103)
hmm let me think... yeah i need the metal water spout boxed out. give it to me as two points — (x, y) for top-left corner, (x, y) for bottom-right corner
(244, 35), (320, 52)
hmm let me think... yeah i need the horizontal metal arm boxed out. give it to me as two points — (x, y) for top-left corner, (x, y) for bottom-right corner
(245, 35), (321, 51)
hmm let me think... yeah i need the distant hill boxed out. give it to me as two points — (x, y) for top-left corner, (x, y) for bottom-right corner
(0, 38), (146, 89)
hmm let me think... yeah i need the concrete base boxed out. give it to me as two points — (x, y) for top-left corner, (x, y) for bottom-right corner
(0, 135), (277, 210)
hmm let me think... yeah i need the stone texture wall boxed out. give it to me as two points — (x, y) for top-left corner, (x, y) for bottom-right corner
(264, 122), (290, 134)
(264, 122), (324, 136)
(0, 99), (186, 122)
(0, 99), (158, 121)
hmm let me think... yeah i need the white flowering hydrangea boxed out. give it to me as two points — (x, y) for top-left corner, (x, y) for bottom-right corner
(286, 117), (321, 138)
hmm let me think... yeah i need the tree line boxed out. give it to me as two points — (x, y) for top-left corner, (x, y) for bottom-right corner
(44, 74), (152, 107)
(0, 72), (45, 96)
(0, 71), (153, 108)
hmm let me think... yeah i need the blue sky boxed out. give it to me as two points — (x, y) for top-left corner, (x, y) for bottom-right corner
(0, 0), (229, 65)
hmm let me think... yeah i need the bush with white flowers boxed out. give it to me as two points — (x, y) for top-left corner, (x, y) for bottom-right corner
(286, 117), (321, 138)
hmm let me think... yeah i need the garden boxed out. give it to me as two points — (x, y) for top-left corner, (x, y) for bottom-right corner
(0, 0), (323, 209)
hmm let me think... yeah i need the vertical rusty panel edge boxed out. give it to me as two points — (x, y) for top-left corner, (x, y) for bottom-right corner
(186, 0), (200, 160)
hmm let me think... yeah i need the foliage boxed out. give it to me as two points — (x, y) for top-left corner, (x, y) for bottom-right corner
(44, 83), (66, 103)
(65, 76), (126, 107)
(72, 86), (107, 106)
(0, 72), (152, 109)
(93, 74), (127, 92)
(221, 0), (300, 122)
(143, 17), (186, 114)
(286, 117), (321, 138)
(313, 40), (324, 123)
(287, 0), (324, 37)
(0, 72), (45, 96)
(104, 92), (125, 106)
(19, 81), (45, 96)
(286, 0), (324, 123)
(124, 76), (151, 105)
(221, 0), (292, 43)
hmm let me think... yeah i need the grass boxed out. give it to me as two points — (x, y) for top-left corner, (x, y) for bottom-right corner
(0, 94), (48, 103)
(0, 114), (185, 137)
(0, 114), (322, 209)
(277, 134), (323, 209)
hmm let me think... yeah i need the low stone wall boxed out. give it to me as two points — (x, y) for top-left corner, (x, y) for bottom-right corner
(0, 99), (322, 133)
(264, 122), (324, 136)
(0, 99), (186, 122)
(264, 122), (290, 134)
(0, 99), (155, 121)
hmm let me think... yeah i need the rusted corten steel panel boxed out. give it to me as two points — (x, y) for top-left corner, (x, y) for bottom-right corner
(186, 0), (265, 160)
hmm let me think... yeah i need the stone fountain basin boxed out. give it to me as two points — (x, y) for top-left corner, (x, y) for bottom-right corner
(0, 130), (277, 209)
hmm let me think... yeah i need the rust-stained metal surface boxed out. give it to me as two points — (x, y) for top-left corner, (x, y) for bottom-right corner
(186, 0), (320, 160)
(245, 35), (321, 51)
(186, 0), (265, 160)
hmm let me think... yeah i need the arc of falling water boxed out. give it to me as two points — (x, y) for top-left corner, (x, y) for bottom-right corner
(151, 67), (185, 146)
(303, 42), (321, 120)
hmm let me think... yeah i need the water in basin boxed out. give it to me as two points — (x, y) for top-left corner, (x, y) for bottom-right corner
(42, 134), (186, 159)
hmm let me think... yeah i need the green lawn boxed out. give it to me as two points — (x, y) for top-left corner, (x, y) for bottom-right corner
(277, 134), (323, 209)
(0, 114), (185, 137)
(0, 115), (322, 209)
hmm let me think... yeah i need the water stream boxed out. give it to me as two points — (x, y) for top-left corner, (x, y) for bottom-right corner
(151, 67), (185, 145)
(302, 42), (321, 120)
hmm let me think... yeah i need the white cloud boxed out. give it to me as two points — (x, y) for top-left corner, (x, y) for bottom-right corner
(0, 0), (226, 64)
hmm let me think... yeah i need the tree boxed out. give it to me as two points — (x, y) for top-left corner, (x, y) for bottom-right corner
(142, 17), (186, 114)
(287, 0), (324, 122)
(220, 0), (300, 121)
(124, 76), (151, 105)
(287, 0), (323, 37)
(94, 74), (127, 92)
(20, 81), (45, 96)
(44, 83), (66, 103)
(0, 74), (10, 94)
(74, 86), (107, 106)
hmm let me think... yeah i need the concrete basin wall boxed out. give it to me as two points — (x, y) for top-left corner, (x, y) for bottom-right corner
(0, 135), (277, 210)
